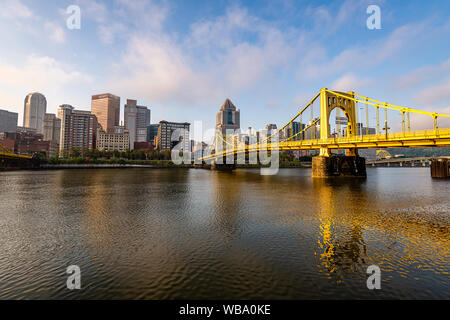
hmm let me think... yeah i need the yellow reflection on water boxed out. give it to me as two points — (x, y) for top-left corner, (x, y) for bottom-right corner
(312, 177), (449, 282)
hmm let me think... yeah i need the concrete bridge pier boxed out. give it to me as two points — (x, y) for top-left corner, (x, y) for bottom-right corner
(210, 159), (236, 171)
(431, 158), (449, 178)
(312, 148), (366, 178)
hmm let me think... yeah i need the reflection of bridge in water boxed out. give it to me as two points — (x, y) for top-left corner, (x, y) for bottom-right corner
(203, 88), (450, 178)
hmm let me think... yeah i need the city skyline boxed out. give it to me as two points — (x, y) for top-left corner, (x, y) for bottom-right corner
(1, 0), (450, 133)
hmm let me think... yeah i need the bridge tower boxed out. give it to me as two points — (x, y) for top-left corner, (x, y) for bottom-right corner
(312, 88), (366, 178)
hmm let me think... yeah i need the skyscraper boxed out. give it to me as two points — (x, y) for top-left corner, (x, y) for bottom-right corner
(91, 93), (120, 133)
(136, 105), (151, 142)
(265, 124), (277, 135)
(147, 124), (159, 144)
(284, 121), (303, 141)
(59, 104), (98, 154)
(43, 113), (61, 144)
(0, 109), (18, 133)
(124, 99), (150, 149)
(157, 121), (190, 151)
(24, 92), (47, 134)
(216, 98), (240, 134)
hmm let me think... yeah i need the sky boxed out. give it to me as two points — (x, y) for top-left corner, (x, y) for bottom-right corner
(1, 0), (450, 133)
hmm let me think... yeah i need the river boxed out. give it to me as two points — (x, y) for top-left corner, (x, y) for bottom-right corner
(0, 168), (448, 299)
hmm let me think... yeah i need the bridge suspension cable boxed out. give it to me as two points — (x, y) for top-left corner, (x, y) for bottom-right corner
(327, 90), (450, 118)
(203, 88), (450, 162)
(262, 92), (320, 142)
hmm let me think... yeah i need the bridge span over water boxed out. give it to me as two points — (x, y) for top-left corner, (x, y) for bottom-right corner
(203, 88), (450, 177)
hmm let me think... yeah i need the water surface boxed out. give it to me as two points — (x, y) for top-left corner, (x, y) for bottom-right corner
(0, 168), (448, 299)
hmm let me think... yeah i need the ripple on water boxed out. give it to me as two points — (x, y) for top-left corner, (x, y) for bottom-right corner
(0, 168), (448, 299)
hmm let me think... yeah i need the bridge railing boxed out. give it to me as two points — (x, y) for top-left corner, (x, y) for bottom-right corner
(0, 152), (33, 159)
(330, 128), (450, 144)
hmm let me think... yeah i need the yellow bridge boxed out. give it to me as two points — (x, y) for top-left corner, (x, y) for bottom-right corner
(203, 88), (450, 177)
(0, 145), (34, 170)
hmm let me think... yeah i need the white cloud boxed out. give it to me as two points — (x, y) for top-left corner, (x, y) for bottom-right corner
(303, 0), (381, 35)
(107, 34), (220, 104)
(414, 78), (450, 106)
(0, 55), (93, 121)
(299, 22), (428, 81)
(408, 107), (450, 130)
(76, 0), (108, 23)
(83, 0), (170, 45)
(97, 23), (126, 44)
(395, 59), (450, 90)
(106, 5), (298, 106)
(0, 55), (90, 89)
(0, 0), (32, 19)
(44, 21), (66, 43)
(330, 73), (373, 92)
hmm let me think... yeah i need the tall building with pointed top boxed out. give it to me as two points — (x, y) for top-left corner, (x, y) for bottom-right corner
(216, 98), (240, 134)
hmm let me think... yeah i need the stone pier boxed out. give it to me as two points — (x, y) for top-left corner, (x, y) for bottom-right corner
(431, 158), (449, 178)
(210, 160), (236, 171)
(312, 155), (366, 178)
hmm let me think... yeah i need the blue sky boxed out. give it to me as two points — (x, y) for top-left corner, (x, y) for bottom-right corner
(1, 0), (450, 132)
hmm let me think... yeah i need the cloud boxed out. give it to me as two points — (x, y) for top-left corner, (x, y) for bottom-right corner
(299, 22), (429, 81)
(76, 0), (108, 23)
(188, 6), (256, 49)
(0, 0), (32, 19)
(0, 55), (90, 88)
(114, 0), (170, 30)
(414, 78), (450, 106)
(107, 34), (220, 104)
(0, 55), (93, 121)
(395, 59), (450, 91)
(330, 73), (373, 92)
(44, 21), (66, 43)
(408, 106), (450, 130)
(79, 0), (171, 45)
(303, 0), (382, 35)
(106, 5), (299, 106)
(97, 23), (126, 44)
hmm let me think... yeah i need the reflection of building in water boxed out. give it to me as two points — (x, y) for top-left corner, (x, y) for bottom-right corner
(210, 172), (244, 239)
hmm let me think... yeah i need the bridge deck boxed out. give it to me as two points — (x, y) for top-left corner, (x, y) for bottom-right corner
(204, 128), (450, 160)
(0, 152), (33, 160)
(280, 128), (450, 150)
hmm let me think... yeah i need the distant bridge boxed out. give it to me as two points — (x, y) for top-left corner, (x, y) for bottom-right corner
(366, 157), (450, 167)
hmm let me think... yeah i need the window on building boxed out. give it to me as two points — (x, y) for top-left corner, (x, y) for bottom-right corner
(228, 110), (233, 124)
